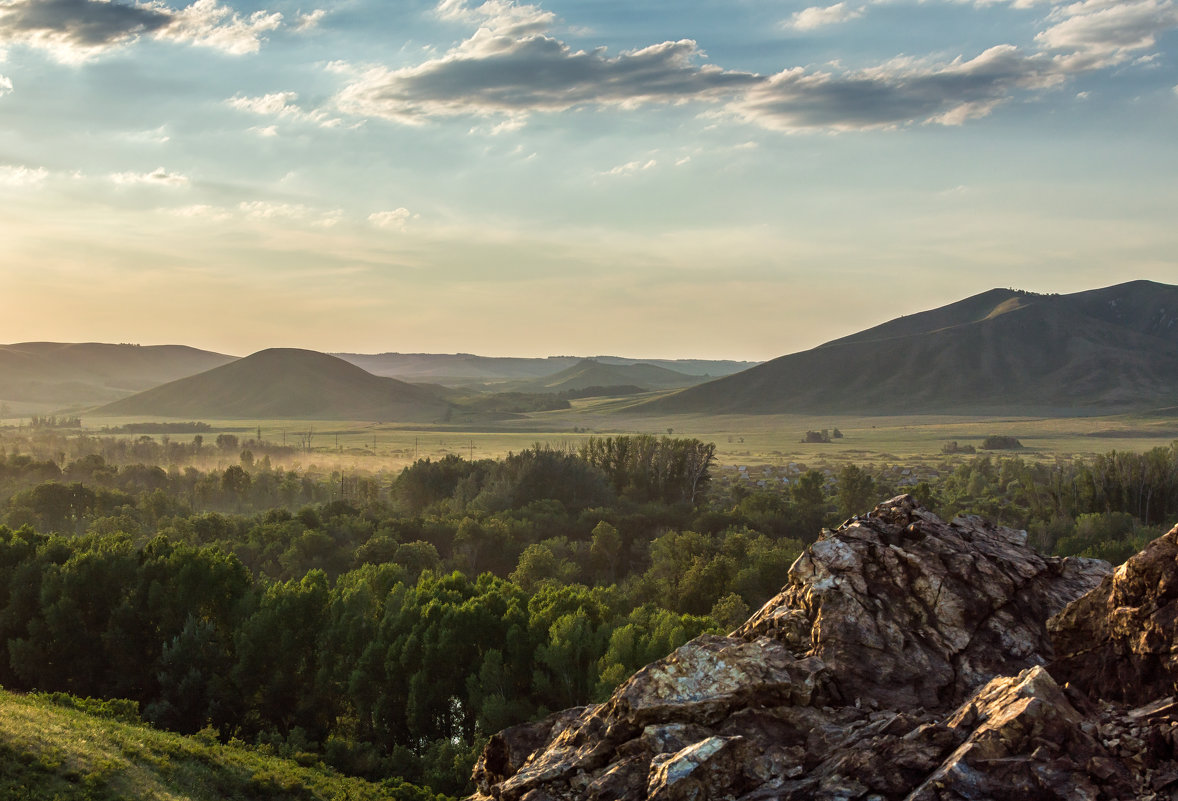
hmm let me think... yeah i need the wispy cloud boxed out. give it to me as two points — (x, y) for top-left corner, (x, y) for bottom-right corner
(110, 166), (189, 186)
(369, 208), (414, 229)
(787, 3), (864, 31)
(293, 8), (326, 33)
(435, 0), (555, 37)
(0, 163), (48, 186)
(228, 90), (341, 128)
(0, 0), (282, 62)
(601, 159), (657, 177)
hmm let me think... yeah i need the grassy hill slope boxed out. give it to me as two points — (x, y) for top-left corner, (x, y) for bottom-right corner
(96, 348), (451, 421)
(0, 343), (236, 408)
(0, 690), (447, 801)
(644, 280), (1178, 415)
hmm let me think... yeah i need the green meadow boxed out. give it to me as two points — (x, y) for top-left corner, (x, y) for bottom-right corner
(75, 405), (1178, 474)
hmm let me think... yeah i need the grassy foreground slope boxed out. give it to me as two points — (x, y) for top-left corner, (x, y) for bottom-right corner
(0, 691), (447, 801)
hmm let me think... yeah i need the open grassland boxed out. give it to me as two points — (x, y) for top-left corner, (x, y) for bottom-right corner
(0, 691), (443, 801)
(63, 406), (1178, 476)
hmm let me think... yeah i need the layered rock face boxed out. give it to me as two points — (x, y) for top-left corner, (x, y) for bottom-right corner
(470, 496), (1178, 801)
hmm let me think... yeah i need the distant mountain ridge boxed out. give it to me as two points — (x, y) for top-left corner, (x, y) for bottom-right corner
(0, 342), (235, 409)
(334, 352), (757, 385)
(96, 348), (451, 421)
(503, 358), (709, 394)
(644, 280), (1178, 415)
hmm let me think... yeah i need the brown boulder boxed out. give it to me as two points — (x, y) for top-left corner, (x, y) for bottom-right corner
(1050, 523), (1178, 705)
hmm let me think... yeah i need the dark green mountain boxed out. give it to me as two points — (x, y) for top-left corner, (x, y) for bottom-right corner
(644, 280), (1178, 415)
(96, 348), (451, 421)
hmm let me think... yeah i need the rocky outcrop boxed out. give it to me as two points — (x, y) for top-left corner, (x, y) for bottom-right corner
(470, 496), (1178, 801)
(1050, 525), (1178, 705)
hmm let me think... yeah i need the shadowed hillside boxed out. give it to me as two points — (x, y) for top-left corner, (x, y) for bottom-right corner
(335, 353), (755, 386)
(507, 358), (707, 393)
(96, 348), (452, 421)
(644, 280), (1178, 415)
(0, 342), (236, 408)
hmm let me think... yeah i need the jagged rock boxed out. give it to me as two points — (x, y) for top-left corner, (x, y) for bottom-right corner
(1050, 523), (1178, 705)
(908, 666), (1130, 800)
(467, 496), (1178, 801)
(734, 494), (1110, 709)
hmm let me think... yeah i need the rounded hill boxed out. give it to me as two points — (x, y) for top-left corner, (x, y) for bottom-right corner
(96, 348), (452, 421)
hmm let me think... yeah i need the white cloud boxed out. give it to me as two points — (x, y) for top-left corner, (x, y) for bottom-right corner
(369, 208), (413, 229)
(128, 125), (171, 144)
(249, 124), (278, 137)
(110, 166), (189, 186)
(168, 203), (231, 220)
(602, 159), (657, 176)
(0, 163), (48, 186)
(0, 72), (10, 95)
(159, 0), (281, 55)
(787, 3), (864, 31)
(1036, 0), (1178, 70)
(235, 200), (343, 227)
(294, 9), (326, 33)
(0, 0), (282, 62)
(436, 0), (555, 37)
(228, 91), (341, 127)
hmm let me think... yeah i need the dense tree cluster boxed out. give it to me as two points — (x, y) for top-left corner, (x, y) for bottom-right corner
(0, 426), (1176, 794)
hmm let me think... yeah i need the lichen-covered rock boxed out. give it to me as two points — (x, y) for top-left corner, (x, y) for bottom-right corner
(467, 496), (1178, 801)
(734, 494), (1110, 709)
(1050, 523), (1178, 705)
(908, 666), (1129, 801)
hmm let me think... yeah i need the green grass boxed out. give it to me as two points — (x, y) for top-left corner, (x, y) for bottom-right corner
(0, 689), (448, 801)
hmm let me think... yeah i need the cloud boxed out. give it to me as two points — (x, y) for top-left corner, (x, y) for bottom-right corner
(369, 208), (413, 229)
(335, 34), (761, 123)
(0, 163), (48, 185)
(1036, 0), (1178, 70)
(0, 72), (10, 95)
(228, 91), (341, 127)
(436, 0), (555, 37)
(601, 158), (657, 176)
(110, 166), (189, 186)
(0, 0), (282, 62)
(293, 8), (325, 33)
(728, 45), (1061, 130)
(333, 0), (1176, 133)
(128, 125), (170, 143)
(236, 200), (340, 227)
(787, 3), (864, 31)
(156, 0), (281, 55)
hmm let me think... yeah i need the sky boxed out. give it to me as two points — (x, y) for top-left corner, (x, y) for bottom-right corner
(0, 0), (1175, 360)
